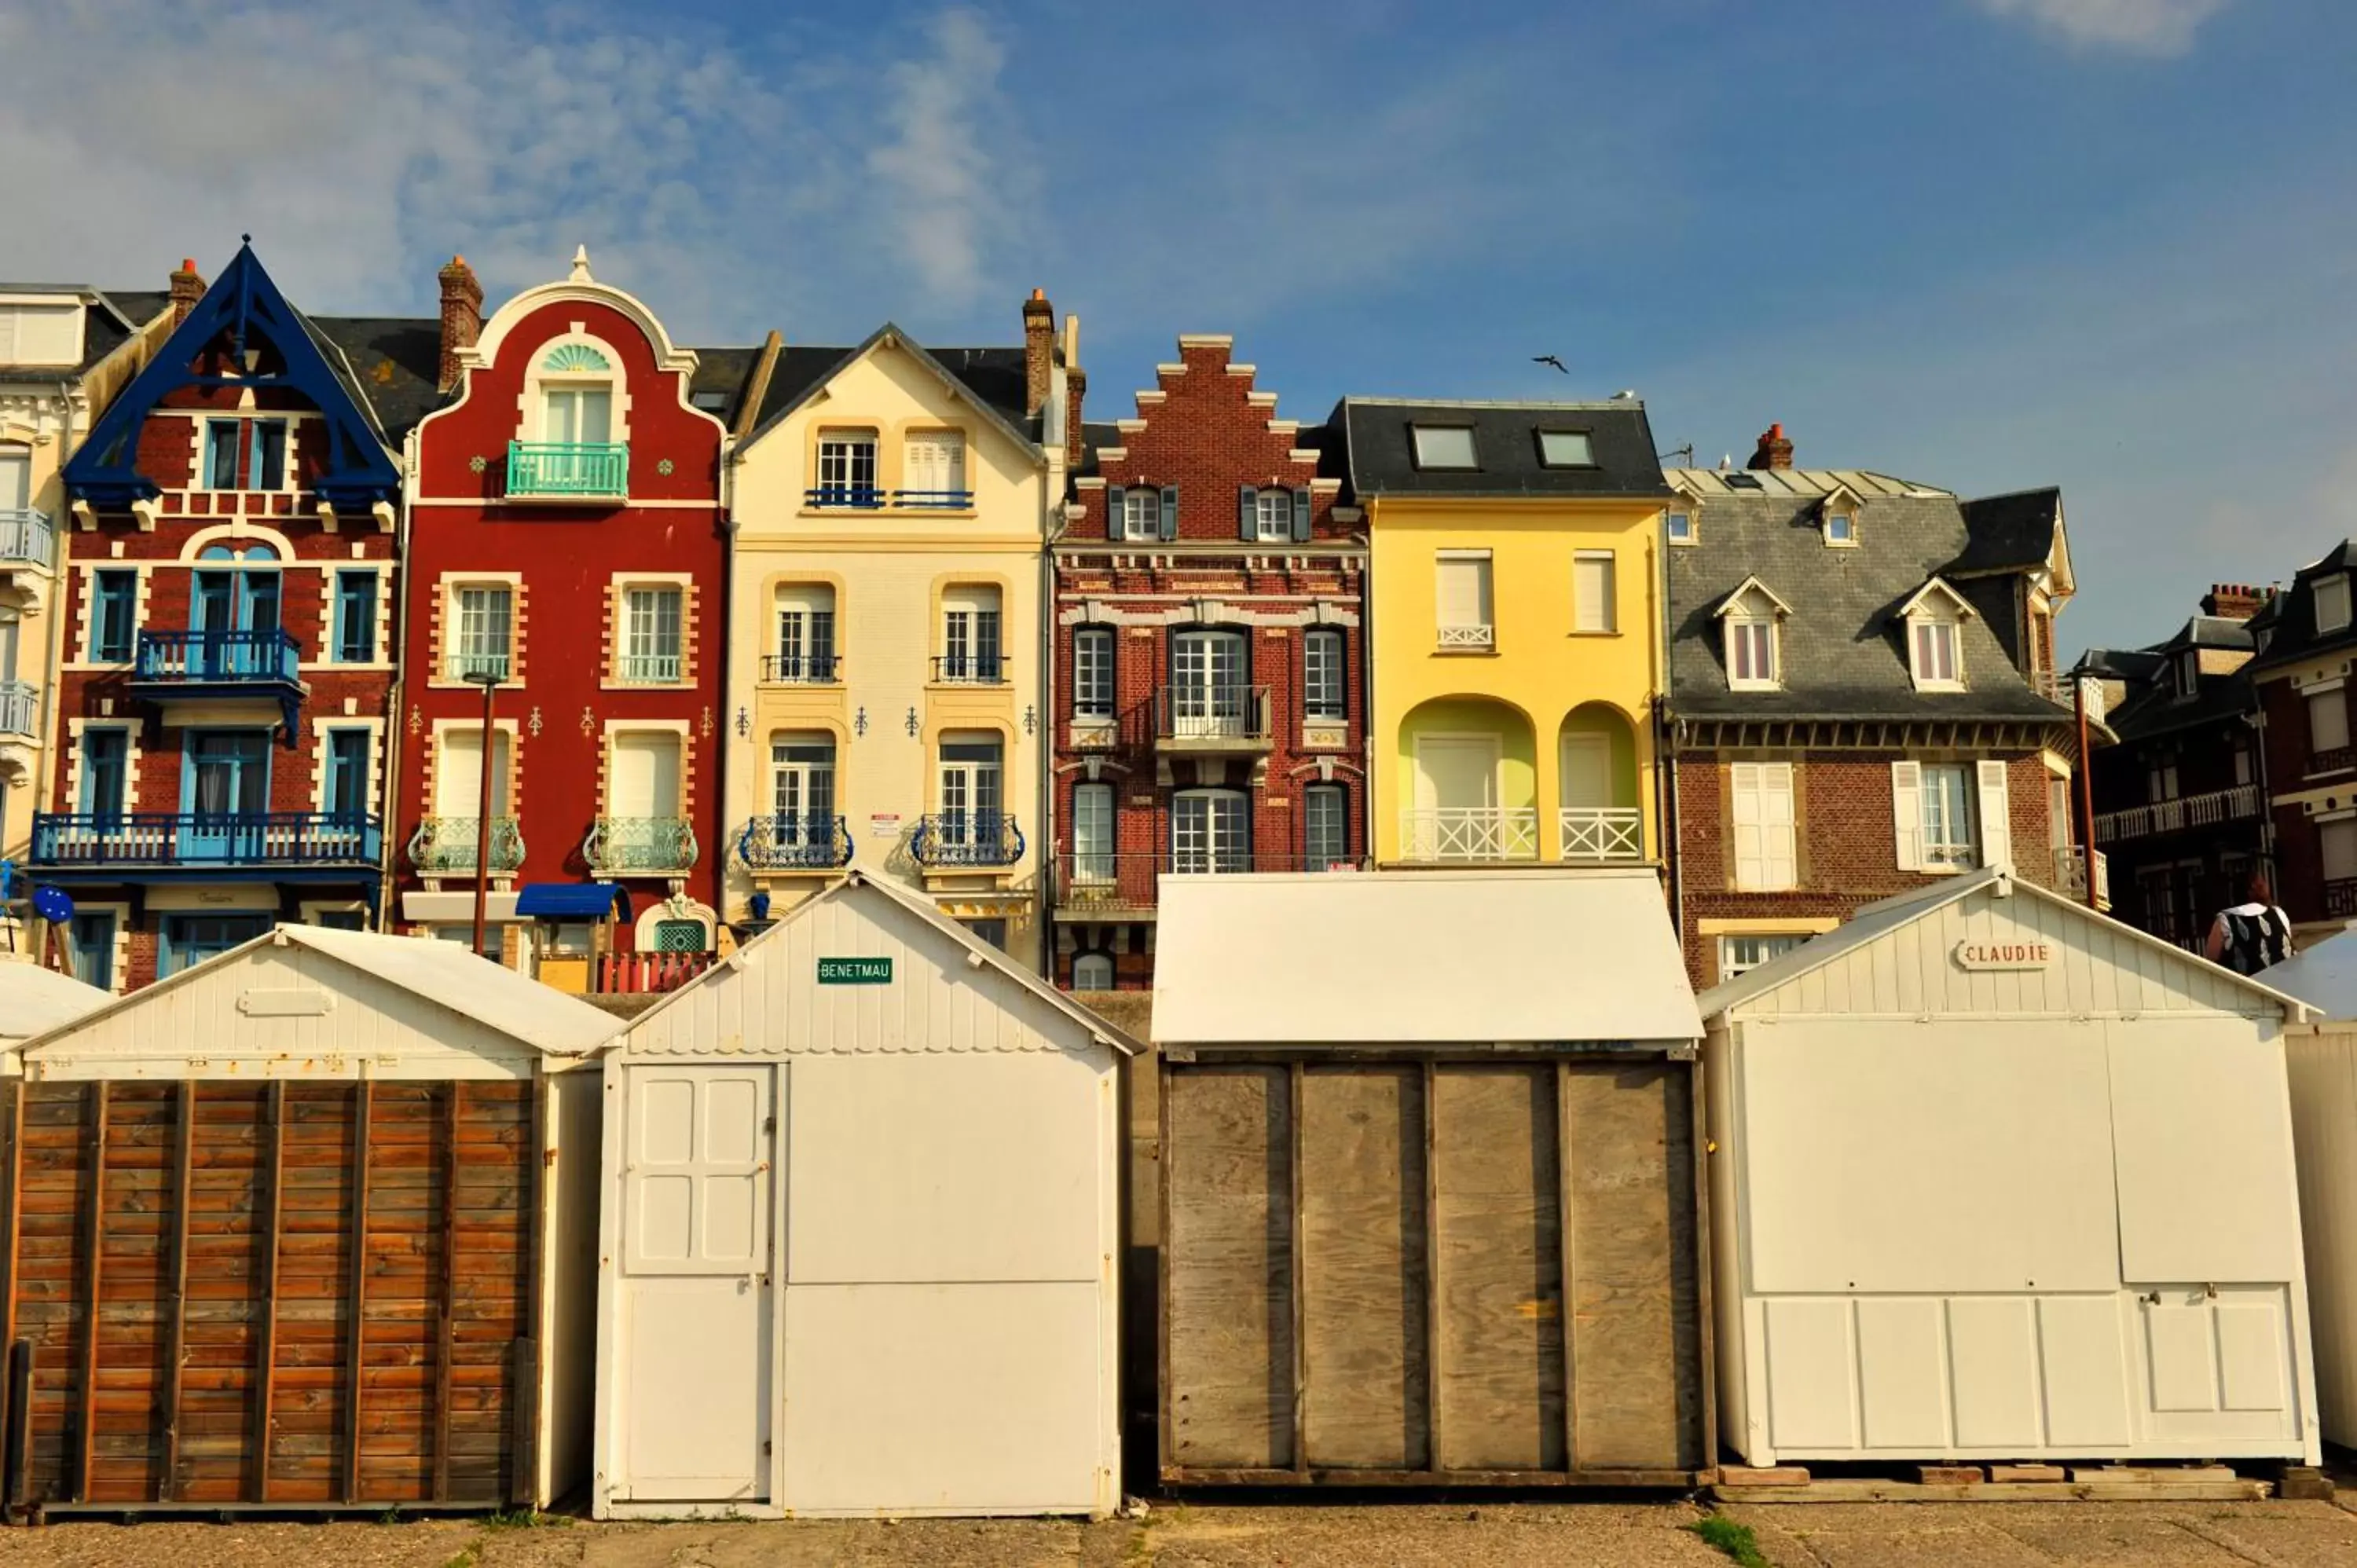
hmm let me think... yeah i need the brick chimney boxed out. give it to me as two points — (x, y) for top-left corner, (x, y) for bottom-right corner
(169, 258), (206, 325)
(2201, 583), (2268, 621)
(437, 255), (484, 394)
(1023, 288), (1054, 419)
(1747, 422), (1794, 471)
(1062, 313), (1086, 471)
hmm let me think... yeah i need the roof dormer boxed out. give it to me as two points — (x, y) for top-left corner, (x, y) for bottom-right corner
(1897, 577), (1974, 691)
(1818, 482), (1865, 547)
(1715, 577), (1791, 691)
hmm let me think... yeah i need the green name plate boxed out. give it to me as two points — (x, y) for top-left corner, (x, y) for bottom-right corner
(818, 956), (893, 985)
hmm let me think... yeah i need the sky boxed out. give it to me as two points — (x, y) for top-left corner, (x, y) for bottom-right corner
(2, 0), (2350, 656)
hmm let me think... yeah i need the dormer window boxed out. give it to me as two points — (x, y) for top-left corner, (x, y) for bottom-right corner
(1536, 430), (1594, 467)
(1900, 579), (1971, 691)
(2319, 573), (2352, 636)
(2176, 650), (2199, 698)
(1715, 578), (1789, 691)
(1411, 424), (1477, 471)
(1665, 509), (1695, 545)
(1912, 617), (1960, 687)
(1825, 508), (1856, 544)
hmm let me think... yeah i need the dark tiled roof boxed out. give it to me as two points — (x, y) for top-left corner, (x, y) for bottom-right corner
(2158, 615), (2256, 654)
(0, 285), (171, 383)
(2074, 646), (2165, 683)
(2247, 540), (2357, 672)
(1339, 397), (1673, 501)
(1665, 470), (2071, 724)
(750, 338), (1034, 443)
(307, 316), (444, 441)
(1076, 419), (1123, 478)
(2106, 667), (2255, 744)
(686, 345), (762, 427)
(1951, 488), (2062, 575)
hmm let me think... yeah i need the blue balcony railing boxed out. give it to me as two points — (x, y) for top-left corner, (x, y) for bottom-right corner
(508, 441), (629, 498)
(805, 485), (886, 510)
(0, 507), (55, 569)
(31, 811), (382, 870)
(737, 814), (853, 870)
(0, 680), (35, 737)
(911, 811), (1024, 868)
(584, 815), (699, 874)
(132, 628), (301, 685)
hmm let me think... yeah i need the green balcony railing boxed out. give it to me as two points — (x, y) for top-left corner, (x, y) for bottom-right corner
(585, 815), (698, 874)
(507, 441), (628, 498)
(406, 815), (526, 875)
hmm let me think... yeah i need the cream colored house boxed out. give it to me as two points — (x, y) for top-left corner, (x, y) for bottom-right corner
(0, 283), (169, 957)
(722, 309), (1068, 966)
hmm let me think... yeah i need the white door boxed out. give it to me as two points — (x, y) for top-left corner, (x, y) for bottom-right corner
(0, 446), (27, 511)
(618, 1064), (775, 1503)
(611, 731), (683, 820)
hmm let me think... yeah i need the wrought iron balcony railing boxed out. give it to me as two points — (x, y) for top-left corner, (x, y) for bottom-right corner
(931, 654), (1008, 684)
(507, 441), (628, 498)
(1398, 808), (1540, 863)
(761, 652), (840, 683)
(737, 813), (854, 870)
(2313, 744), (2355, 776)
(132, 628), (301, 685)
(2330, 877), (2357, 920)
(584, 815), (699, 874)
(2092, 784), (2261, 844)
(31, 811), (381, 869)
(1054, 849), (1365, 913)
(1557, 806), (1645, 862)
(0, 680), (35, 738)
(0, 507), (55, 569)
(406, 815), (526, 875)
(1154, 684), (1274, 749)
(911, 811), (1024, 868)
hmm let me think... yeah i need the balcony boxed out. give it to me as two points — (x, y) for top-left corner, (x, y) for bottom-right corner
(2052, 844), (2113, 911)
(761, 652), (840, 683)
(1437, 623), (1495, 651)
(30, 811), (381, 873)
(0, 507), (54, 570)
(1557, 806), (1646, 863)
(803, 487), (974, 511)
(2330, 879), (2357, 920)
(1154, 684), (1274, 754)
(596, 950), (716, 995)
(0, 680), (35, 738)
(2312, 745), (2356, 777)
(584, 816), (699, 876)
(406, 815), (526, 875)
(130, 628), (301, 688)
(931, 654), (1009, 685)
(616, 651), (683, 683)
(506, 441), (628, 500)
(1054, 849), (1364, 916)
(911, 811), (1024, 868)
(2031, 669), (2102, 720)
(737, 813), (853, 870)
(1398, 808), (1540, 863)
(2093, 784), (2260, 844)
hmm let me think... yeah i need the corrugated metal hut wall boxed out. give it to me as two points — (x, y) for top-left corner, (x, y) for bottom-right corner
(0, 942), (583, 1511)
(1158, 1050), (1706, 1486)
(2287, 1021), (2357, 1446)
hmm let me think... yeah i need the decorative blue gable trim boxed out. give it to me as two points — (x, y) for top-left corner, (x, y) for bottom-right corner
(64, 241), (401, 511)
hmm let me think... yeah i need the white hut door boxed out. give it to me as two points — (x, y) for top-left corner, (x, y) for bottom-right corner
(618, 1065), (775, 1503)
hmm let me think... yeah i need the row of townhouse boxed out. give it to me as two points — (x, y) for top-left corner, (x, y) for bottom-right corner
(0, 241), (2113, 998)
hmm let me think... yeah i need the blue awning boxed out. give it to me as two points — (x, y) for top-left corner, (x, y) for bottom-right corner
(515, 882), (631, 921)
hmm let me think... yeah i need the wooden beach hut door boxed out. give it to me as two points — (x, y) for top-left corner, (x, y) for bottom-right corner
(615, 1065), (775, 1504)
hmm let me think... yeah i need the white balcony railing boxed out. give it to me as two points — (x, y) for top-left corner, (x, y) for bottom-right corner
(2091, 783), (2260, 844)
(1558, 806), (1644, 862)
(1437, 623), (1495, 650)
(1400, 808), (1539, 863)
(2032, 669), (2104, 722)
(2053, 844), (2112, 908)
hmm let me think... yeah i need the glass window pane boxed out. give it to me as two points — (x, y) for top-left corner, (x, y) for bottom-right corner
(1538, 430), (1593, 467)
(1412, 425), (1476, 469)
(1306, 785), (1347, 868)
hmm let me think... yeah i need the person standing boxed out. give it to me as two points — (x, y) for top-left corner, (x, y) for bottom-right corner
(2205, 871), (2297, 975)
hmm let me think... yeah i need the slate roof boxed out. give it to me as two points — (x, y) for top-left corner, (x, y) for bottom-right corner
(1337, 397), (1673, 500)
(745, 335), (1036, 448)
(306, 315), (444, 442)
(1951, 488), (2063, 576)
(1665, 467), (2075, 724)
(1075, 419), (1123, 478)
(2247, 540), (2357, 672)
(0, 285), (171, 383)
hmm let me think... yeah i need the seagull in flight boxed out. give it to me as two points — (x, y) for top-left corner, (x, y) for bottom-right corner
(1532, 354), (1568, 374)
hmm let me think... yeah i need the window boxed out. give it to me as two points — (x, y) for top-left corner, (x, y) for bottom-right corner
(1729, 762), (1797, 891)
(185, 730), (269, 816)
(0, 301), (82, 366)
(1721, 583), (1783, 689)
(203, 420), (241, 489)
(1919, 763), (1978, 868)
(247, 420), (288, 490)
(937, 733), (1006, 845)
(91, 570), (136, 662)
(2319, 574), (2353, 636)
(1435, 551), (1494, 647)
(449, 584), (513, 680)
(332, 570), (377, 663)
(2234, 742), (2255, 788)
(770, 735), (837, 833)
(620, 585), (684, 682)
(1072, 782), (1115, 885)
(1573, 551), (1617, 634)
(1666, 510), (1695, 544)
(1824, 508), (1857, 545)
(80, 728), (128, 815)
(816, 430), (879, 506)
(1172, 789), (1249, 874)
(608, 730), (684, 828)
(67, 911), (116, 991)
(1072, 952), (1115, 990)
(432, 726), (512, 822)
(1537, 430), (1594, 467)
(2325, 818), (2357, 887)
(772, 585), (837, 682)
(1719, 933), (1806, 982)
(1073, 627), (1115, 719)
(2311, 689), (2352, 759)
(2147, 755), (2179, 804)
(541, 379), (613, 445)
(2175, 650), (2199, 697)
(903, 431), (967, 504)
(1304, 783), (1350, 870)
(691, 389), (729, 413)
(1411, 425), (1477, 470)
(1303, 628), (1346, 722)
(1911, 615), (1962, 688)
(1120, 488), (1160, 541)
(960, 918), (1009, 951)
(0, 443), (25, 514)
(1253, 489), (1294, 542)
(1171, 629), (1250, 737)
(158, 914), (269, 978)
(324, 729), (371, 819)
(940, 588), (1003, 682)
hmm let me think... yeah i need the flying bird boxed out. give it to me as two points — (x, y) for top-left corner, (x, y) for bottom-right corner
(1532, 354), (1568, 374)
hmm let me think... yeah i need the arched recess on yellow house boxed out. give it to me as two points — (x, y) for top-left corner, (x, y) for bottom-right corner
(1395, 694), (1538, 862)
(1556, 701), (1645, 862)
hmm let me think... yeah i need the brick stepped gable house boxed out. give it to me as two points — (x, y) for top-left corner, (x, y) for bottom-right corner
(38, 244), (437, 990)
(0, 280), (173, 951)
(1050, 333), (1361, 992)
(1664, 425), (2094, 989)
(2073, 584), (2271, 949)
(394, 248), (742, 977)
(2244, 543), (2357, 941)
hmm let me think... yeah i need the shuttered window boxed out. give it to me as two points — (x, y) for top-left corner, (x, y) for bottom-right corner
(904, 431), (967, 502)
(2310, 689), (2351, 756)
(1120, 489), (1158, 540)
(1920, 762), (1978, 869)
(2323, 819), (2357, 884)
(1730, 762), (1796, 891)
(2318, 575), (2352, 635)
(1975, 759), (2013, 871)
(0, 302), (82, 366)
(1435, 552), (1494, 647)
(1573, 551), (1616, 633)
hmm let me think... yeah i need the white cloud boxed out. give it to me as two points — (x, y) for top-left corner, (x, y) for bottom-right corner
(867, 6), (1021, 303)
(1972, 0), (2233, 56)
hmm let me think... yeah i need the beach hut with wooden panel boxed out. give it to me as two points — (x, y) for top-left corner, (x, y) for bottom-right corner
(0, 924), (621, 1511)
(1700, 868), (2320, 1468)
(593, 870), (1133, 1519)
(1149, 869), (1711, 1487)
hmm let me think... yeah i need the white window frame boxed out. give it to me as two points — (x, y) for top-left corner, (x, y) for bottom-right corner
(1536, 430), (1595, 468)
(1410, 424), (1477, 470)
(1919, 761), (1979, 869)
(1171, 787), (1251, 874)
(1909, 614), (1963, 691)
(768, 732), (837, 825)
(2318, 573), (2352, 636)
(902, 429), (968, 504)
(1665, 509), (1696, 546)
(1572, 549), (1618, 635)
(1435, 550), (1494, 649)
(1121, 489), (1160, 541)
(0, 296), (85, 368)
(526, 335), (627, 445)
(1824, 508), (1857, 546)
(617, 582), (686, 684)
(816, 428), (880, 503)
(1303, 628), (1346, 722)
(1719, 932), (1807, 983)
(1072, 951), (1116, 990)
(1073, 626), (1116, 719)
(2311, 687), (2352, 757)
(1253, 489), (1293, 542)
(1729, 761), (1797, 892)
(445, 577), (517, 683)
(772, 583), (837, 682)
(1072, 782), (1116, 883)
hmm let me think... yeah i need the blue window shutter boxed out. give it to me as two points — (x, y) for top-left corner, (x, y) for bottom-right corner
(1238, 485), (1259, 541)
(1105, 485), (1125, 541)
(1292, 487), (1314, 543)
(1159, 485), (1179, 541)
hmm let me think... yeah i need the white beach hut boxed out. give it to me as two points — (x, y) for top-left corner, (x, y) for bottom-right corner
(0, 963), (108, 1061)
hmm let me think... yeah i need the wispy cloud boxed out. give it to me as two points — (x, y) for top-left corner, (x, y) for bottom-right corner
(1970, 0), (2233, 56)
(867, 6), (1020, 303)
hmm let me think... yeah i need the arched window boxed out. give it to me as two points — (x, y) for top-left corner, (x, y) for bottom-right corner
(1072, 951), (1115, 991)
(532, 340), (618, 445)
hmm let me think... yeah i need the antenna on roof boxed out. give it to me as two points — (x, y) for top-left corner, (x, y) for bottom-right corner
(1658, 444), (1694, 465)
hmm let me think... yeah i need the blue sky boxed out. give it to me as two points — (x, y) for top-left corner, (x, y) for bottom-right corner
(3, 0), (2350, 654)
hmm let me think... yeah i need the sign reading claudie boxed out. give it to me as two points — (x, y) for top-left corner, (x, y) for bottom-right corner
(818, 956), (893, 985)
(1952, 939), (2054, 972)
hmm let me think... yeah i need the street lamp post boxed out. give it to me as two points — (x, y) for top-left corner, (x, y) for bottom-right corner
(462, 667), (505, 960)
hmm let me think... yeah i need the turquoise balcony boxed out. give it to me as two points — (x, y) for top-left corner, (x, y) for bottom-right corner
(507, 441), (628, 500)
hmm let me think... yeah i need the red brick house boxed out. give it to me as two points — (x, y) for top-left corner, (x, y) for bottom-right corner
(1666, 429), (2093, 989)
(39, 243), (435, 988)
(393, 248), (742, 974)
(2245, 542), (2357, 941)
(1050, 335), (1363, 991)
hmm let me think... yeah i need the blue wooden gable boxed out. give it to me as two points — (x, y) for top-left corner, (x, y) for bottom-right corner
(64, 241), (401, 511)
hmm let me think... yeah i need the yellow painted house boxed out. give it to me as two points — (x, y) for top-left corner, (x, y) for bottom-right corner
(720, 303), (1070, 966)
(1340, 397), (1674, 868)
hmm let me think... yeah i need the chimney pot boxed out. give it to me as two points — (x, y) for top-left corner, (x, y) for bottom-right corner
(1747, 423), (1794, 471)
(169, 258), (207, 325)
(437, 255), (486, 395)
(2201, 582), (2267, 622)
(1023, 289), (1055, 419)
